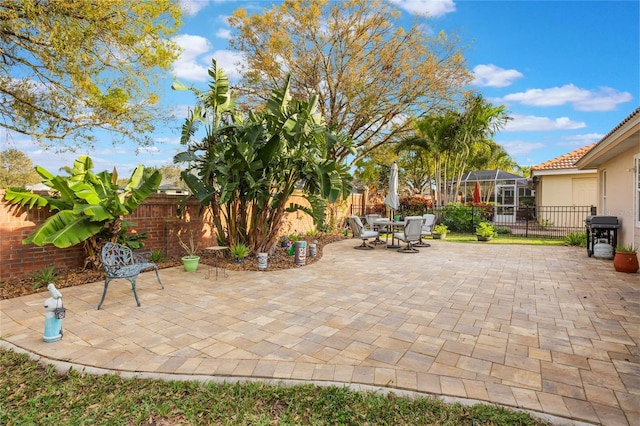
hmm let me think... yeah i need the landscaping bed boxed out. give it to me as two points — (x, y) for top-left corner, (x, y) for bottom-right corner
(0, 233), (347, 300)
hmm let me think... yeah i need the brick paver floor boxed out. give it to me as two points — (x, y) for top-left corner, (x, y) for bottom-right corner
(1, 239), (638, 425)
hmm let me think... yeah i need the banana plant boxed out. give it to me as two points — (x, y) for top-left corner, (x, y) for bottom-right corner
(173, 59), (353, 253)
(4, 156), (161, 268)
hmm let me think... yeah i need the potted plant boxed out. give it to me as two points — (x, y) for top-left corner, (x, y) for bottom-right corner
(476, 222), (495, 242)
(231, 243), (250, 264)
(432, 224), (448, 239)
(178, 230), (200, 272)
(613, 245), (639, 273)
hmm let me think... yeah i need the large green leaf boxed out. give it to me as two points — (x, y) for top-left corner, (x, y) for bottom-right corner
(23, 210), (101, 248)
(3, 190), (49, 209)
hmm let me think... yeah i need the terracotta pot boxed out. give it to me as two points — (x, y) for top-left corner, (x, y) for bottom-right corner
(613, 252), (639, 273)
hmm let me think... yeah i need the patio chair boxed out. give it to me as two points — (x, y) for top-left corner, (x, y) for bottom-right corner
(348, 215), (380, 250)
(99, 242), (164, 309)
(393, 216), (424, 253)
(415, 213), (436, 247)
(365, 214), (386, 245)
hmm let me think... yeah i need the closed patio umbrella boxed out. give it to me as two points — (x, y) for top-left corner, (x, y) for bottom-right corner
(473, 181), (481, 203)
(384, 162), (400, 218)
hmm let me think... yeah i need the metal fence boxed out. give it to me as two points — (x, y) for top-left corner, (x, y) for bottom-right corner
(350, 202), (596, 239)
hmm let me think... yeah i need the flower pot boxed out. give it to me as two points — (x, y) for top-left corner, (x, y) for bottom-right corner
(182, 256), (200, 272)
(477, 235), (493, 242)
(233, 257), (244, 264)
(613, 252), (639, 273)
(432, 233), (446, 240)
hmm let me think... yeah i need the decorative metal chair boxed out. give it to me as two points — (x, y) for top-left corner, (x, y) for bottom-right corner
(393, 216), (424, 253)
(99, 242), (164, 309)
(415, 213), (436, 247)
(348, 215), (380, 250)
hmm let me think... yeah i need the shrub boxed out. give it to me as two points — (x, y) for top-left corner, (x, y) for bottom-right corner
(399, 196), (433, 217)
(438, 203), (489, 233)
(494, 226), (512, 235)
(564, 231), (587, 247)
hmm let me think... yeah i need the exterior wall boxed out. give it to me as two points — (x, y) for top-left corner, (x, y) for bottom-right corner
(597, 145), (640, 248)
(535, 172), (596, 227)
(537, 173), (597, 206)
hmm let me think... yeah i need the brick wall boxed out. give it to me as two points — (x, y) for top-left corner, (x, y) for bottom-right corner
(1, 191), (357, 281)
(0, 192), (214, 281)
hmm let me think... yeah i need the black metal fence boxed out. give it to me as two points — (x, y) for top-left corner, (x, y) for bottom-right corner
(350, 202), (596, 239)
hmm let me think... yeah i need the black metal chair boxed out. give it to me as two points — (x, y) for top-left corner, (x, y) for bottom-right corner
(99, 242), (164, 309)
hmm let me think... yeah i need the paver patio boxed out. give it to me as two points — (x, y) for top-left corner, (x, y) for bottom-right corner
(1, 239), (638, 425)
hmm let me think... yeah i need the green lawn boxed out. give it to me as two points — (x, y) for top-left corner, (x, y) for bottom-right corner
(1, 349), (548, 425)
(435, 234), (566, 246)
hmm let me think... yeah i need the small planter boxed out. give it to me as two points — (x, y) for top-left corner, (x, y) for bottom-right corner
(477, 234), (493, 242)
(182, 256), (200, 272)
(613, 252), (639, 273)
(432, 233), (446, 240)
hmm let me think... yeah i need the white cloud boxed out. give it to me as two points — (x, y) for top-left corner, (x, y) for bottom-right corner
(558, 133), (604, 146)
(387, 0), (456, 17)
(497, 84), (632, 111)
(216, 28), (231, 39)
(472, 64), (523, 88)
(500, 140), (547, 157)
(138, 146), (161, 154)
(212, 50), (245, 80)
(172, 34), (212, 81)
(180, 0), (210, 16)
(504, 114), (586, 132)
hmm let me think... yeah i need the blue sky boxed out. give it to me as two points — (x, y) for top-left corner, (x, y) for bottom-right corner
(8, 0), (640, 178)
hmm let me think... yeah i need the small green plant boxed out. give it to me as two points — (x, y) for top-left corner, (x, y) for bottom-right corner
(433, 224), (448, 234)
(231, 243), (250, 260)
(615, 245), (637, 254)
(149, 250), (166, 262)
(538, 218), (553, 227)
(494, 226), (512, 235)
(178, 230), (199, 258)
(476, 222), (495, 238)
(564, 231), (587, 247)
(30, 264), (56, 290)
(306, 228), (320, 238)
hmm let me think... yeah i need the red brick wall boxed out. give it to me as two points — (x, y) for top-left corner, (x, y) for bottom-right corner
(1, 190), (357, 281)
(0, 192), (214, 281)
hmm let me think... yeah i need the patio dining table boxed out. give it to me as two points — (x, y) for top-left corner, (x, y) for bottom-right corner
(374, 218), (406, 249)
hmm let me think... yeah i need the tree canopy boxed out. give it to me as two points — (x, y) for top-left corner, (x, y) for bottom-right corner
(0, 0), (182, 150)
(0, 149), (39, 188)
(228, 0), (471, 164)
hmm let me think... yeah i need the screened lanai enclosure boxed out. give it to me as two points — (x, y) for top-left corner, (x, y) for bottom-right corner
(455, 170), (532, 223)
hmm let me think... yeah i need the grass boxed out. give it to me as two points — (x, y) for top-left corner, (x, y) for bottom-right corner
(1, 348), (548, 425)
(434, 233), (565, 246)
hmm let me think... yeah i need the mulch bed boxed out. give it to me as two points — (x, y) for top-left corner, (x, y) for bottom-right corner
(0, 233), (348, 300)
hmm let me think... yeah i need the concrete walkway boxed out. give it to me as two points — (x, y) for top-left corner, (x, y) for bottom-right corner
(1, 239), (638, 425)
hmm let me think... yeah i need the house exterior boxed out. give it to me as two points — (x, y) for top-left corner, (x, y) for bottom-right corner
(531, 144), (597, 207)
(575, 107), (640, 249)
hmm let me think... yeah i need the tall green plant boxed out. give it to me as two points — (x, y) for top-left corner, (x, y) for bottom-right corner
(4, 156), (160, 268)
(173, 59), (353, 253)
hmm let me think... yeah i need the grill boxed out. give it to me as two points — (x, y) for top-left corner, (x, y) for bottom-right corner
(585, 216), (620, 257)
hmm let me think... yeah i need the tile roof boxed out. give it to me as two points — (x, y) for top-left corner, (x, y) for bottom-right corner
(531, 144), (596, 171)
